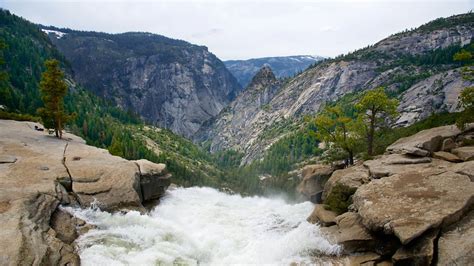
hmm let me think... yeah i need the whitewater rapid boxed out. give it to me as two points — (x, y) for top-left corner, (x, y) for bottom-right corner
(68, 187), (340, 265)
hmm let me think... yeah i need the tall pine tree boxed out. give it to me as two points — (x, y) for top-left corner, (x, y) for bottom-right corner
(37, 59), (74, 138)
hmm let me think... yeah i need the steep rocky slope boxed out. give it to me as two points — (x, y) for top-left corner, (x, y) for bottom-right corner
(304, 124), (474, 264)
(42, 27), (242, 138)
(224, 55), (324, 87)
(0, 119), (171, 264)
(198, 13), (474, 164)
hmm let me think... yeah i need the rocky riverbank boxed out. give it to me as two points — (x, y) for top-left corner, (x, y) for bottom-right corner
(0, 120), (171, 265)
(302, 124), (474, 264)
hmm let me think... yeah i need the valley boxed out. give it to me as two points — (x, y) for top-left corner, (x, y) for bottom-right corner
(0, 5), (473, 266)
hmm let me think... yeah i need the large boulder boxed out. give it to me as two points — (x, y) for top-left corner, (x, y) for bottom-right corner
(391, 229), (438, 265)
(320, 212), (376, 254)
(297, 164), (334, 203)
(307, 204), (337, 226)
(386, 124), (469, 156)
(437, 210), (474, 265)
(322, 165), (369, 201)
(352, 169), (474, 245)
(134, 159), (171, 202)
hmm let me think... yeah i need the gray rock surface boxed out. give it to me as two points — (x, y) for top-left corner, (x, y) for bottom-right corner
(352, 169), (474, 245)
(47, 30), (242, 138)
(437, 210), (474, 265)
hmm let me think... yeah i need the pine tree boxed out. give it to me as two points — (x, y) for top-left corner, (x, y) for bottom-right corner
(453, 47), (474, 130)
(355, 87), (398, 156)
(37, 59), (74, 138)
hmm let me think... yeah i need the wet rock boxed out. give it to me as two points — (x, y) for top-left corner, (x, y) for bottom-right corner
(321, 212), (375, 254)
(437, 210), (474, 265)
(451, 146), (474, 161)
(352, 170), (474, 245)
(135, 159), (171, 202)
(307, 204), (337, 226)
(297, 164), (334, 203)
(50, 208), (77, 244)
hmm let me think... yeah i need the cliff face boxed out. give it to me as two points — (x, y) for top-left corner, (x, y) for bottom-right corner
(44, 29), (242, 139)
(198, 13), (474, 164)
(224, 55), (324, 87)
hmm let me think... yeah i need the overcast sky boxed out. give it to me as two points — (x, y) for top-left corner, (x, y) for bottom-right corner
(1, 0), (472, 60)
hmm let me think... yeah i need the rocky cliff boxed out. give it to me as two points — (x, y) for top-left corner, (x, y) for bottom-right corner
(42, 28), (242, 139)
(224, 55), (324, 87)
(0, 120), (171, 264)
(303, 124), (474, 264)
(198, 13), (474, 164)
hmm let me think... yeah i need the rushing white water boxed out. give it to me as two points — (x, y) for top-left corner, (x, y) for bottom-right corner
(68, 187), (340, 265)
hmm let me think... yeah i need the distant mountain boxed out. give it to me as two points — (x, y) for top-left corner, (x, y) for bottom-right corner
(224, 55), (324, 87)
(199, 12), (474, 165)
(41, 26), (242, 138)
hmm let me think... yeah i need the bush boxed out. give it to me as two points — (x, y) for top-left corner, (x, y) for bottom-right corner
(0, 111), (40, 122)
(324, 183), (357, 214)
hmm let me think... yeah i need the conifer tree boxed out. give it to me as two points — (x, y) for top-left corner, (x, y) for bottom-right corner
(453, 47), (474, 130)
(355, 87), (398, 156)
(37, 59), (74, 138)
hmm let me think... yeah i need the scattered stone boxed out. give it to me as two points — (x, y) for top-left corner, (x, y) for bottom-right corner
(39, 166), (50, 171)
(353, 170), (474, 245)
(307, 204), (337, 226)
(451, 146), (474, 161)
(437, 210), (474, 265)
(433, 151), (462, 162)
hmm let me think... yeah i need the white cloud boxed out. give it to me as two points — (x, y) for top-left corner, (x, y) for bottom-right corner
(1, 0), (472, 60)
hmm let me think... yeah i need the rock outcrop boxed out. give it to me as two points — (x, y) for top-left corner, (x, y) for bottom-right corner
(297, 164), (334, 203)
(308, 124), (474, 264)
(45, 28), (242, 139)
(0, 120), (171, 264)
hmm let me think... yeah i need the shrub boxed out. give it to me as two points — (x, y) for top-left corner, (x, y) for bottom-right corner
(324, 183), (357, 214)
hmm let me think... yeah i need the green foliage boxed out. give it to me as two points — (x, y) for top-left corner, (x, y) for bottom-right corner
(37, 59), (75, 138)
(0, 110), (40, 121)
(314, 105), (359, 165)
(324, 183), (357, 214)
(355, 87), (399, 156)
(453, 46), (474, 130)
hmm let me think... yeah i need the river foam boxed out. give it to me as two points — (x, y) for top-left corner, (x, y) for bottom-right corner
(68, 187), (340, 265)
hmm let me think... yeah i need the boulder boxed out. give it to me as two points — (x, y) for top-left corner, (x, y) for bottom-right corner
(50, 208), (77, 244)
(307, 204), (337, 226)
(437, 210), (474, 265)
(322, 165), (369, 201)
(391, 229), (438, 265)
(297, 164), (334, 203)
(320, 212), (376, 254)
(343, 252), (381, 266)
(432, 151), (462, 162)
(352, 170), (474, 245)
(451, 146), (474, 161)
(386, 124), (466, 156)
(449, 161), (474, 181)
(134, 159), (171, 202)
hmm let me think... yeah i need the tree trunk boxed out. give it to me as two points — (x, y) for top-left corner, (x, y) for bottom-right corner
(368, 109), (376, 156)
(348, 150), (354, 165)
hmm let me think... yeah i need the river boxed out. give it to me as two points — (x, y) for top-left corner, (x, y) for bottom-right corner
(67, 187), (340, 265)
